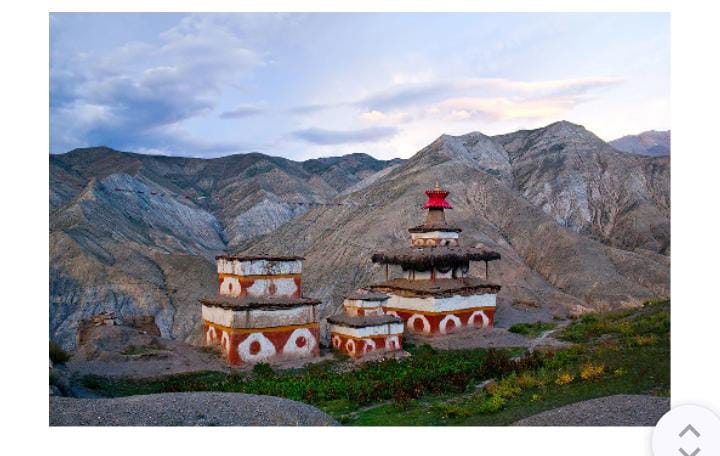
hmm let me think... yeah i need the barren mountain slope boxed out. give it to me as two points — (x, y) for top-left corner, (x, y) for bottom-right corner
(610, 130), (671, 156)
(495, 121), (670, 253)
(51, 148), (400, 248)
(49, 122), (670, 349)
(242, 130), (669, 325)
(50, 149), (399, 348)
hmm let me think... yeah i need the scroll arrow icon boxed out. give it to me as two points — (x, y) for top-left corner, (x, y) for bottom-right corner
(679, 424), (701, 438)
(678, 448), (701, 456)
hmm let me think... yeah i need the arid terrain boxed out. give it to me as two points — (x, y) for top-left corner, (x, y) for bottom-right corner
(50, 121), (670, 350)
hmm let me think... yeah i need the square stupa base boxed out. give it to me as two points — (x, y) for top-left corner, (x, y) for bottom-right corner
(203, 322), (320, 366)
(383, 306), (496, 337)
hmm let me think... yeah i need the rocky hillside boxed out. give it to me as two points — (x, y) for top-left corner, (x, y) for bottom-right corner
(50, 149), (400, 349)
(244, 121), (669, 326)
(497, 122), (670, 253)
(610, 130), (670, 156)
(50, 121), (670, 349)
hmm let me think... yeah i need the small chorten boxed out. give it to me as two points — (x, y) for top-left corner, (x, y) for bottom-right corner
(327, 289), (404, 359)
(370, 183), (501, 336)
(199, 254), (321, 366)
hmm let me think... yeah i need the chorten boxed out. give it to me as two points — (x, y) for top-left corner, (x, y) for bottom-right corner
(327, 289), (404, 359)
(199, 254), (321, 366)
(370, 183), (501, 336)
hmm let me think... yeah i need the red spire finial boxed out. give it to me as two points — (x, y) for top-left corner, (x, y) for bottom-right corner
(423, 183), (452, 209)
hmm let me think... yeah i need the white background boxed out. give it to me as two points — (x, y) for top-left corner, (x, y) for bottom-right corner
(0, 1), (718, 455)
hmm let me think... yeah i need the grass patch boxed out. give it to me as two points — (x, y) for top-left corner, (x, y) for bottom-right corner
(81, 344), (542, 408)
(50, 341), (71, 365)
(508, 321), (557, 338)
(80, 300), (669, 426)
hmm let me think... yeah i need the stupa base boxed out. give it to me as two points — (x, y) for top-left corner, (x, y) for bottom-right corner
(383, 306), (496, 337)
(203, 322), (320, 366)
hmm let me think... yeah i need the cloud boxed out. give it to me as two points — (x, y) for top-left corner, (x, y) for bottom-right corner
(358, 110), (410, 124)
(50, 14), (266, 153)
(432, 95), (589, 122)
(293, 126), (398, 145)
(289, 76), (624, 114)
(220, 103), (266, 118)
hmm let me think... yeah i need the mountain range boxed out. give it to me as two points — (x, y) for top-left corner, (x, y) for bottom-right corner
(50, 121), (670, 349)
(609, 130), (671, 156)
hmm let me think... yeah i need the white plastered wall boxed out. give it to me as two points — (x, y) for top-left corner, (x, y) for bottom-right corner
(329, 322), (405, 338)
(202, 304), (317, 329)
(384, 293), (496, 313)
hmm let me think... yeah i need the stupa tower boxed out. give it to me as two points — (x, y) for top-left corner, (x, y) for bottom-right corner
(327, 289), (404, 359)
(370, 183), (501, 336)
(199, 254), (321, 366)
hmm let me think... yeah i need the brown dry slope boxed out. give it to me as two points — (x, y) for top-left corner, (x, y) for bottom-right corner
(242, 122), (669, 325)
(50, 148), (398, 349)
(49, 121), (669, 347)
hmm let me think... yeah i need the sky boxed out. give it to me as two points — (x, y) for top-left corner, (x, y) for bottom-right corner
(49, 13), (670, 160)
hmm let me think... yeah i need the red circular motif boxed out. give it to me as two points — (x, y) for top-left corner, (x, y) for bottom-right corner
(446, 319), (456, 332)
(413, 318), (425, 332)
(295, 336), (307, 348)
(249, 340), (261, 355)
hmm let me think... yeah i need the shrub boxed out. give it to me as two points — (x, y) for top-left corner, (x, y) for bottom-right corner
(49, 341), (71, 365)
(476, 394), (506, 414)
(252, 363), (275, 378)
(515, 371), (542, 389)
(81, 375), (102, 390)
(579, 364), (605, 381)
(555, 372), (575, 385)
(487, 375), (522, 399)
(633, 335), (658, 347)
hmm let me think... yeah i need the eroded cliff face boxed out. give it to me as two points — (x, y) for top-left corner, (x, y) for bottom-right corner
(50, 122), (670, 349)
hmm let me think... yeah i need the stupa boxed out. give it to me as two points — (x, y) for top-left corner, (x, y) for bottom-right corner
(199, 254), (321, 366)
(327, 289), (404, 359)
(370, 183), (501, 336)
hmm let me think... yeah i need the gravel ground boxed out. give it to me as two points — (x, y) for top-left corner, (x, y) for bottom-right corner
(513, 394), (670, 426)
(50, 392), (337, 426)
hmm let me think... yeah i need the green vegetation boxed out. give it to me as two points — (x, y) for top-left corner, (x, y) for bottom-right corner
(49, 341), (71, 365)
(508, 321), (557, 338)
(79, 300), (669, 425)
(82, 344), (542, 406)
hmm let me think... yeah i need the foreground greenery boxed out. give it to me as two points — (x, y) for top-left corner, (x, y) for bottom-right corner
(81, 300), (669, 425)
(508, 321), (557, 338)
